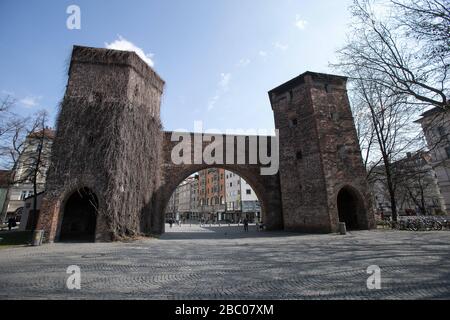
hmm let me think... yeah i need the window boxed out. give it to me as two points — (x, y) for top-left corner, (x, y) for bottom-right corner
(296, 150), (303, 160)
(289, 118), (298, 127)
(20, 191), (27, 200)
(445, 147), (450, 159)
(20, 190), (33, 201)
(246, 189), (251, 195)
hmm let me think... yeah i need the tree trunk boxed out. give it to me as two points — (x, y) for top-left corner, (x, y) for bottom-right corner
(382, 154), (398, 221)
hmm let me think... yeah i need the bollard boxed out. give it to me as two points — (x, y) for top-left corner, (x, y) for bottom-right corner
(31, 230), (44, 246)
(339, 222), (347, 235)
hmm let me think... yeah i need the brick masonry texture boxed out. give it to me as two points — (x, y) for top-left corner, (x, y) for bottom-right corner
(37, 46), (374, 242)
(270, 72), (375, 232)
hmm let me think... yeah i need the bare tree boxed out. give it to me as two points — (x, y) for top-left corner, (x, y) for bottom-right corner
(0, 102), (49, 223)
(335, 0), (449, 110)
(0, 96), (31, 221)
(332, 0), (448, 221)
(351, 75), (422, 221)
(392, 0), (450, 63)
(394, 152), (443, 215)
(14, 111), (51, 225)
(0, 95), (17, 146)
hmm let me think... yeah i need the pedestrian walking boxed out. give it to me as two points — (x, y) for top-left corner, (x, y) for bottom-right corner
(169, 218), (173, 228)
(243, 218), (249, 232)
(7, 216), (16, 231)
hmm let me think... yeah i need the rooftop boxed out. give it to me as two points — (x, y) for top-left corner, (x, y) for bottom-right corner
(27, 128), (56, 139)
(268, 71), (347, 96)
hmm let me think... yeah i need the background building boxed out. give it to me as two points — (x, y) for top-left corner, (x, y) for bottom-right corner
(165, 190), (178, 220)
(19, 192), (44, 231)
(165, 175), (199, 222)
(3, 128), (54, 223)
(416, 107), (450, 212)
(166, 169), (262, 224)
(0, 170), (11, 223)
(371, 151), (446, 217)
(189, 176), (199, 220)
(225, 170), (260, 223)
(240, 178), (261, 222)
(198, 168), (225, 221)
(224, 170), (241, 222)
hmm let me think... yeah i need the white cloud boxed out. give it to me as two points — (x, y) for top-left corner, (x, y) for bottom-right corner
(219, 73), (231, 91)
(237, 58), (251, 68)
(273, 42), (289, 51)
(295, 15), (308, 30)
(259, 51), (268, 57)
(207, 73), (232, 112)
(105, 35), (155, 67)
(20, 96), (41, 108)
(207, 94), (220, 111)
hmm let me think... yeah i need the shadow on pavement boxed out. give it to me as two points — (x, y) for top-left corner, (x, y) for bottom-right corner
(160, 224), (305, 240)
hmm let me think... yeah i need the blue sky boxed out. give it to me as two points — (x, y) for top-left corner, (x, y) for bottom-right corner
(0, 0), (353, 132)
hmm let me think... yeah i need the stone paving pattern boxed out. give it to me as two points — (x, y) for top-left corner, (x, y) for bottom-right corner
(0, 225), (449, 299)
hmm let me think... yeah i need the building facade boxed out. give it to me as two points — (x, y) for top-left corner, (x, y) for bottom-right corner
(0, 170), (11, 223)
(224, 170), (260, 222)
(198, 168), (226, 221)
(224, 170), (240, 221)
(165, 190), (178, 220)
(416, 107), (450, 212)
(240, 178), (261, 222)
(371, 151), (446, 216)
(165, 175), (200, 221)
(166, 169), (263, 224)
(189, 176), (199, 220)
(19, 192), (44, 231)
(3, 129), (54, 222)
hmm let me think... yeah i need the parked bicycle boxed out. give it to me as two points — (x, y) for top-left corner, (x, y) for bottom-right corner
(381, 216), (446, 231)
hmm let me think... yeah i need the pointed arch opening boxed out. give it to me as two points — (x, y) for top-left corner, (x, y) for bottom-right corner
(337, 186), (366, 230)
(59, 187), (98, 242)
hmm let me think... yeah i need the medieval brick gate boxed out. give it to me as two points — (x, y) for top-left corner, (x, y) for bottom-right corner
(36, 46), (375, 243)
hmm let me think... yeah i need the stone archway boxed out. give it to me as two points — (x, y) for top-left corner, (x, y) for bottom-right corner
(59, 187), (98, 242)
(337, 186), (366, 230)
(157, 164), (282, 234)
(37, 46), (375, 243)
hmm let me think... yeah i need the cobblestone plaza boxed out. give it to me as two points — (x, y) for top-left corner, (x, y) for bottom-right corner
(0, 225), (449, 300)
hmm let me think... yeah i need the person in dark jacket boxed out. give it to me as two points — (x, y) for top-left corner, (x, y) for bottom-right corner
(243, 218), (249, 232)
(7, 216), (17, 231)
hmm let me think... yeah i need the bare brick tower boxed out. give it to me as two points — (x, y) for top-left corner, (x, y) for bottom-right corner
(269, 72), (375, 232)
(37, 46), (165, 242)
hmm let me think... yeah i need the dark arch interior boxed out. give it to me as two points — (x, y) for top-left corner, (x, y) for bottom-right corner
(59, 188), (98, 242)
(337, 187), (362, 230)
